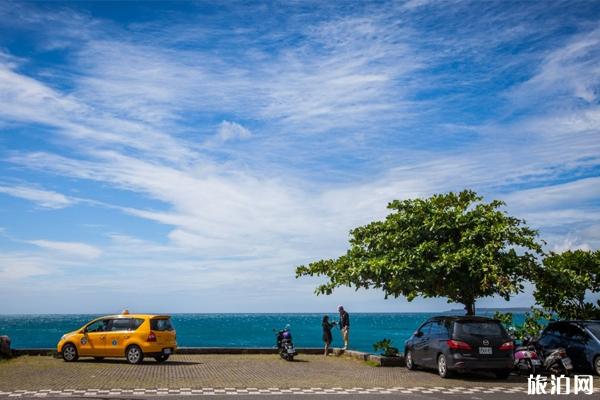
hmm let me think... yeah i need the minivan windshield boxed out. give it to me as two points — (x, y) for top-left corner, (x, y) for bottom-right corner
(151, 318), (174, 331)
(455, 321), (505, 337)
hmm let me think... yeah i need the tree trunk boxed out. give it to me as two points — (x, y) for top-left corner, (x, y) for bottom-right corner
(464, 301), (475, 316)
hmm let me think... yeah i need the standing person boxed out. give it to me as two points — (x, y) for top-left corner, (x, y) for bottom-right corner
(338, 305), (350, 350)
(322, 315), (336, 356)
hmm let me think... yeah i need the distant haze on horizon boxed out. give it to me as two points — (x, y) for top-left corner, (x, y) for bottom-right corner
(0, 1), (599, 314)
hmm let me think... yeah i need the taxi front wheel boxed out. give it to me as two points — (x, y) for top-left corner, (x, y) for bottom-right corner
(125, 345), (144, 364)
(62, 343), (78, 362)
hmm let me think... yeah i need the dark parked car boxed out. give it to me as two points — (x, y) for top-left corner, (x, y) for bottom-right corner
(536, 320), (600, 375)
(404, 316), (514, 378)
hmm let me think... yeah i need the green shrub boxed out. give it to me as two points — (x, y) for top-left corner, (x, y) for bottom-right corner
(373, 338), (399, 357)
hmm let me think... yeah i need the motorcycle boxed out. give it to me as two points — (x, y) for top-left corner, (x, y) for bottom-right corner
(513, 334), (573, 377)
(539, 347), (573, 376)
(274, 325), (297, 361)
(514, 337), (542, 375)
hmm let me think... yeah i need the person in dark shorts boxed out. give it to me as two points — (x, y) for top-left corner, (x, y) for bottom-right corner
(338, 305), (350, 350)
(322, 315), (336, 356)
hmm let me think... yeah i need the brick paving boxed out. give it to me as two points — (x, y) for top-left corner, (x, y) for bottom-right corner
(0, 354), (597, 395)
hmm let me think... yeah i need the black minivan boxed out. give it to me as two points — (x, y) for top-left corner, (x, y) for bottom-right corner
(404, 316), (514, 378)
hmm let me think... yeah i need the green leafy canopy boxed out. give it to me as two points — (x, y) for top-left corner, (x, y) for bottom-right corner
(296, 190), (543, 315)
(533, 249), (600, 320)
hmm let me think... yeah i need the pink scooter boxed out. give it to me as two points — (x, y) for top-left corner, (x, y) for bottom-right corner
(514, 340), (542, 375)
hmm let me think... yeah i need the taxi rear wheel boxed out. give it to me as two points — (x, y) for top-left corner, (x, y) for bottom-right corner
(154, 354), (170, 363)
(62, 343), (78, 362)
(125, 345), (144, 364)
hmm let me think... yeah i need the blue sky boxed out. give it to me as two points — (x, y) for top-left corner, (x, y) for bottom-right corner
(1, 0), (599, 314)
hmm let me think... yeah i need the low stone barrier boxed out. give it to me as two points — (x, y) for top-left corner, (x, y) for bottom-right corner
(176, 347), (326, 355)
(11, 347), (405, 366)
(12, 348), (57, 357)
(332, 349), (405, 367)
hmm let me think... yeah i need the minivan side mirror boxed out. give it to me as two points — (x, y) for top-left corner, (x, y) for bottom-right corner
(415, 331), (423, 338)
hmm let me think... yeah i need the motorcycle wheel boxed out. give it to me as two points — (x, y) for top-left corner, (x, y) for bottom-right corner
(549, 362), (568, 377)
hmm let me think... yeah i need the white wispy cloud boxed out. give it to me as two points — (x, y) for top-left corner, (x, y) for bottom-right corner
(216, 121), (252, 142)
(0, 253), (49, 280)
(0, 185), (75, 209)
(27, 240), (102, 259)
(506, 26), (600, 106)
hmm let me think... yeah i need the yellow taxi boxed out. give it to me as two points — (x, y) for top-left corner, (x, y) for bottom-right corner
(57, 311), (177, 364)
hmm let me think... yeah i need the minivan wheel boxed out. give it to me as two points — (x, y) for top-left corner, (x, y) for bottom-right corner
(405, 349), (416, 370)
(437, 354), (453, 378)
(126, 345), (144, 364)
(594, 356), (600, 376)
(62, 343), (78, 362)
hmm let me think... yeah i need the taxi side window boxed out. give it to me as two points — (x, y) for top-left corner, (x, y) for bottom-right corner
(110, 318), (134, 331)
(132, 318), (144, 330)
(86, 319), (109, 332)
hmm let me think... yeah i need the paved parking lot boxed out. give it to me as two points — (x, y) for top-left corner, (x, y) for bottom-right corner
(2, 354), (600, 399)
(0, 354), (542, 391)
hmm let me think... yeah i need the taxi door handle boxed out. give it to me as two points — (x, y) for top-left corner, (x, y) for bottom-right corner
(125, 336), (130, 339)
(99, 336), (105, 339)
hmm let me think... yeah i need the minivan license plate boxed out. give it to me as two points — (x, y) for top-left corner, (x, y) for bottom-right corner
(164, 348), (171, 355)
(478, 347), (492, 355)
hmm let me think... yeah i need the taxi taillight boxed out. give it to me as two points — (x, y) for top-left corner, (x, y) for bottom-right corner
(147, 331), (157, 342)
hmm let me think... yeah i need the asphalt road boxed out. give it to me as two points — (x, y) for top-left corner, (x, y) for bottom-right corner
(18, 394), (596, 400)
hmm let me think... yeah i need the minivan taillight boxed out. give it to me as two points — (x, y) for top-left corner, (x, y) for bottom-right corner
(147, 331), (157, 342)
(447, 340), (472, 350)
(499, 341), (514, 351)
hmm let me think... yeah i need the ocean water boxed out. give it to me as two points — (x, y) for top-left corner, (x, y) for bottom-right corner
(0, 313), (526, 353)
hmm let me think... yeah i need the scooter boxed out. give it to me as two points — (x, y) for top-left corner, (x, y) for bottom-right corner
(274, 325), (297, 361)
(514, 337), (542, 375)
(540, 347), (573, 376)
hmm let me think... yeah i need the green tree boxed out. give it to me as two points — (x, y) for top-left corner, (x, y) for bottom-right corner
(296, 190), (542, 315)
(533, 250), (600, 320)
(494, 308), (552, 340)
